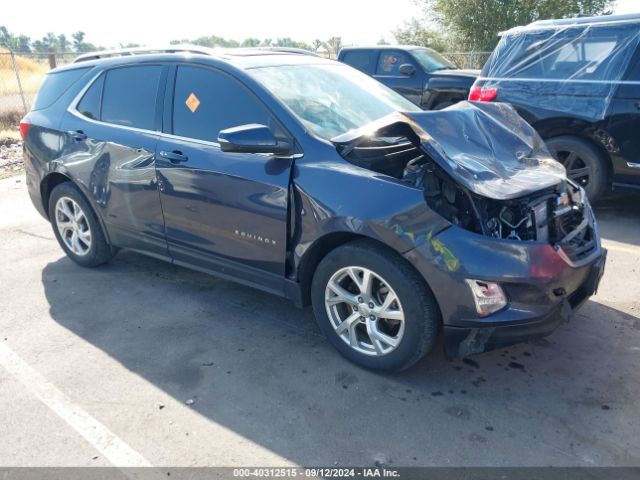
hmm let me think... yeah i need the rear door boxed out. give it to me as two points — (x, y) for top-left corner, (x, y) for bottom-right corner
(373, 49), (424, 105)
(60, 64), (169, 257)
(156, 64), (294, 277)
(606, 46), (640, 187)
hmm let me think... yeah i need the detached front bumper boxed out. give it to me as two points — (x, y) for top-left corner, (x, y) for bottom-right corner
(404, 224), (607, 358)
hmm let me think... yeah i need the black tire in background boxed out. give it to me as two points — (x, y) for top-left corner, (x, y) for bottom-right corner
(48, 182), (115, 267)
(311, 239), (440, 371)
(546, 135), (608, 202)
(432, 99), (456, 110)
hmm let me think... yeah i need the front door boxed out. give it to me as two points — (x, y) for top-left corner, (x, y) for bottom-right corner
(373, 50), (424, 105)
(156, 65), (293, 277)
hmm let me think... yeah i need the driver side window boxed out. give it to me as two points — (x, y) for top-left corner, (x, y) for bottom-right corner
(172, 66), (271, 143)
(375, 51), (413, 76)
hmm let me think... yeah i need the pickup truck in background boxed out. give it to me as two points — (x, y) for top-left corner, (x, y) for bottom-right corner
(338, 45), (479, 110)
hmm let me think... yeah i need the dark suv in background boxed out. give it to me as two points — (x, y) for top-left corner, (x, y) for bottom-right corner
(470, 13), (640, 201)
(338, 46), (478, 110)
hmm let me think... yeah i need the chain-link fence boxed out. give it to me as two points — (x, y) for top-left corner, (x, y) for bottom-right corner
(0, 49), (75, 132)
(443, 51), (492, 69)
(0, 48), (491, 133)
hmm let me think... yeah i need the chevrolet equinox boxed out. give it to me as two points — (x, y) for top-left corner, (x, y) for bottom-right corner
(21, 47), (607, 371)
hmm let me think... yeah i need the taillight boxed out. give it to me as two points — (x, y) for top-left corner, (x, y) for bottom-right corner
(468, 86), (498, 102)
(19, 119), (31, 140)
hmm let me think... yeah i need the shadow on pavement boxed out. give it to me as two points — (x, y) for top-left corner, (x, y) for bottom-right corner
(41, 250), (640, 466)
(593, 191), (640, 246)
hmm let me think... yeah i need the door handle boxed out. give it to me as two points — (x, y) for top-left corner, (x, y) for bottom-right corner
(68, 130), (87, 142)
(159, 150), (188, 164)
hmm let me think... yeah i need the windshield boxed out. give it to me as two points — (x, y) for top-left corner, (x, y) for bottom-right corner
(411, 48), (456, 71)
(248, 63), (421, 140)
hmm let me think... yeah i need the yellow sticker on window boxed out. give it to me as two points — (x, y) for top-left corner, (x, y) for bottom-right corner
(185, 93), (200, 113)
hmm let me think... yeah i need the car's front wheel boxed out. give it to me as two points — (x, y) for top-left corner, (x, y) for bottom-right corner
(311, 239), (440, 371)
(48, 182), (115, 267)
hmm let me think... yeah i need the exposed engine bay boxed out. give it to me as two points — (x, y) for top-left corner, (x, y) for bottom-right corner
(333, 103), (599, 265)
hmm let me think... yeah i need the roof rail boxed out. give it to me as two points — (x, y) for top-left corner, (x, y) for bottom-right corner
(72, 45), (319, 63)
(72, 45), (216, 63)
(251, 47), (320, 57)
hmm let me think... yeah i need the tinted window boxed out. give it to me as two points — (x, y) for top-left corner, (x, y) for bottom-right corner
(342, 51), (375, 73)
(32, 67), (90, 111)
(101, 66), (162, 130)
(173, 66), (270, 142)
(376, 51), (413, 76)
(77, 73), (104, 120)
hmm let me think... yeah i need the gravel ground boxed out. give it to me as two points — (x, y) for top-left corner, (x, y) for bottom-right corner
(0, 137), (23, 176)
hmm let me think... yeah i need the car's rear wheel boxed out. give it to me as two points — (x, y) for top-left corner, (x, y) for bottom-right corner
(48, 182), (115, 267)
(311, 239), (439, 371)
(546, 136), (607, 202)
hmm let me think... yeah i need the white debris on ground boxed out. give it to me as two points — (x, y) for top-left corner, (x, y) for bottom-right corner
(0, 137), (23, 176)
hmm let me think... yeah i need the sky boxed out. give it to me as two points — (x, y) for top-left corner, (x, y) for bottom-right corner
(3, 0), (639, 48)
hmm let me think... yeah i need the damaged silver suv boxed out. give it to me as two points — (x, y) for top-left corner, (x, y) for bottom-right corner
(23, 49), (607, 370)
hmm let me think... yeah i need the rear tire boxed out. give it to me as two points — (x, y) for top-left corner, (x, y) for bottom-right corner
(432, 99), (456, 110)
(311, 239), (440, 371)
(546, 136), (608, 202)
(48, 182), (115, 267)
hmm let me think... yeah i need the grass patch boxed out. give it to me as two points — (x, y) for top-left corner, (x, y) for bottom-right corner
(0, 48), (48, 97)
(0, 110), (24, 131)
(0, 128), (20, 140)
(0, 167), (24, 180)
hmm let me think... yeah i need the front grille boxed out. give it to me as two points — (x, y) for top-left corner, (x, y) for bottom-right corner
(554, 206), (598, 265)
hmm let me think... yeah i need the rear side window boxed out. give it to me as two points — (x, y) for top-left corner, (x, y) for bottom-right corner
(32, 67), (90, 111)
(101, 66), (162, 130)
(342, 51), (376, 74)
(77, 73), (104, 120)
(376, 51), (413, 76)
(172, 66), (270, 142)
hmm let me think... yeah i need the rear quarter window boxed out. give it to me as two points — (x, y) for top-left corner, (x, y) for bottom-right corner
(32, 67), (90, 111)
(341, 51), (376, 74)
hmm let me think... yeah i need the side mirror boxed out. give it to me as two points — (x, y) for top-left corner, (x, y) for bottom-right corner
(399, 63), (416, 76)
(218, 124), (292, 156)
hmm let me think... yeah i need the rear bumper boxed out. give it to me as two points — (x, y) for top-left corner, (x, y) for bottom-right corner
(404, 222), (607, 357)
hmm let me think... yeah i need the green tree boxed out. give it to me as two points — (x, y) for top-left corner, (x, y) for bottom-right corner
(324, 36), (343, 58)
(241, 37), (261, 47)
(393, 19), (448, 51)
(422, 0), (613, 51)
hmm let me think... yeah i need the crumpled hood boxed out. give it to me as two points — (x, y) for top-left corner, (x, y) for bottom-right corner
(332, 101), (566, 200)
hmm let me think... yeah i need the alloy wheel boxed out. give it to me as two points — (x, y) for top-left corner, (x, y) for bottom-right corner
(55, 196), (92, 256)
(324, 266), (405, 356)
(551, 149), (591, 189)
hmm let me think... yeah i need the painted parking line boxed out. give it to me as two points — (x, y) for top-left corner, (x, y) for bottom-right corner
(0, 341), (151, 467)
(601, 240), (640, 256)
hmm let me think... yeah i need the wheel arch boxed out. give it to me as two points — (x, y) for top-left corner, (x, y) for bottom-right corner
(40, 172), (73, 220)
(40, 172), (112, 245)
(533, 118), (615, 185)
(296, 231), (440, 313)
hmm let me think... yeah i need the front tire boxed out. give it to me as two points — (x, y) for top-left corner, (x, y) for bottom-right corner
(48, 182), (115, 267)
(311, 239), (440, 371)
